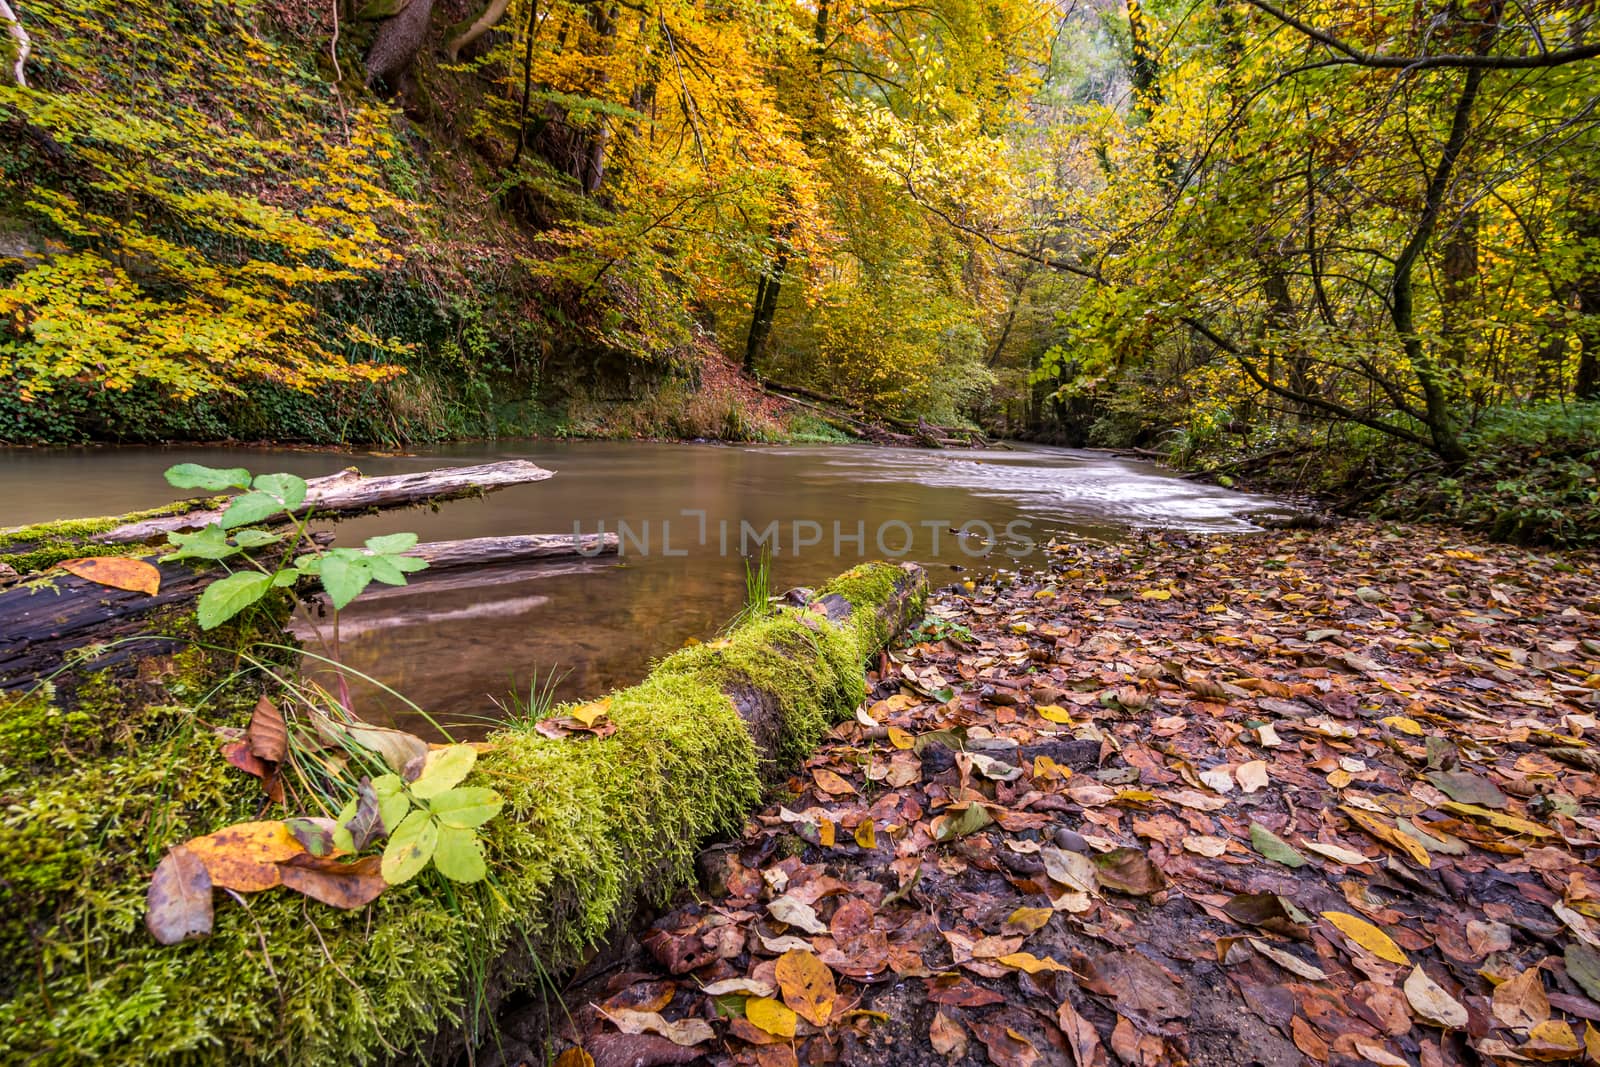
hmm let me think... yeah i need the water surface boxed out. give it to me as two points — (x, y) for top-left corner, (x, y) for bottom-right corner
(2, 441), (1286, 732)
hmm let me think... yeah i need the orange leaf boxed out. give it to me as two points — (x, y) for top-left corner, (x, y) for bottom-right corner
(184, 820), (304, 892)
(775, 949), (837, 1026)
(59, 556), (160, 595)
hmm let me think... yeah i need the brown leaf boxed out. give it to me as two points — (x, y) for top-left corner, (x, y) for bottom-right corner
(1491, 965), (1551, 1031)
(553, 1049), (595, 1067)
(1091, 847), (1166, 895)
(59, 556), (160, 595)
(598, 1008), (714, 1047)
(1082, 951), (1190, 1024)
(775, 948), (836, 1026)
(929, 1011), (967, 1058)
(971, 1017), (1039, 1067)
(278, 854), (387, 909)
(146, 846), (213, 944)
(1057, 998), (1105, 1067)
(247, 695), (288, 764)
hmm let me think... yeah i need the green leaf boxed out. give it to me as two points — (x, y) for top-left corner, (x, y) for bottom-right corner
(427, 787), (503, 828)
(381, 811), (438, 885)
(321, 555), (372, 610)
(163, 524), (239, 562)
(271, 571), (300, 588)
(293, 554), (323, 575)
(432, 824), (487, 882)
(165, 463), (251, 491)
(365, 532), (418, 555)
(221, 491), (286, 529)
(366, 554), (411, 586)
(1250, 823), (1309, 868)
(231, 528), (282, 549)
(196, 571), (273, 629)
(411, 745), (478, 799)
(1425, 770), (1508, 810)
(1566, 943), (1600, 1002)
(252, 472), (308, 510)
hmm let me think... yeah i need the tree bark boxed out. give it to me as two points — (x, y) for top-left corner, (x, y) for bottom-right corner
(0, 0), (27, 87)
(365, 0), (436, 91)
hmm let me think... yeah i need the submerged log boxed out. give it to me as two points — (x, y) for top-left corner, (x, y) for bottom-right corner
(407, 531), (616, 569)
(0, 531), (619, 687)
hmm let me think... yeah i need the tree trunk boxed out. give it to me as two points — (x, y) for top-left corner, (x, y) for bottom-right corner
(1388, 65), (1486, 466)
(0, 0), (28, 87)
(365, 0), (437, 92)
(744, 241), (789, 373)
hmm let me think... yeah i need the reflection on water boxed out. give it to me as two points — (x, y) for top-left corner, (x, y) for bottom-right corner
(2, 441), (1288, 734)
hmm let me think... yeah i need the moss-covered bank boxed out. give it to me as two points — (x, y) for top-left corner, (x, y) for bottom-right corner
(0, 561), (924, 1064)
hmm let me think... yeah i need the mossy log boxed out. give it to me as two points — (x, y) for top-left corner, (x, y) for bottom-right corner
(0, 560), (926, 1065)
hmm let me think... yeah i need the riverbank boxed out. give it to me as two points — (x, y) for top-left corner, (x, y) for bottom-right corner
(537, 520), (1600, 1066)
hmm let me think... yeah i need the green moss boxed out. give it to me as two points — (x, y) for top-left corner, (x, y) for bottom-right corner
(0, 500), (214, 574)
(0, 562), (922, 1064)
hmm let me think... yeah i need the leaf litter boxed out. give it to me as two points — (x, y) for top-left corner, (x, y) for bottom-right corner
(521, 523), (1597, 1065)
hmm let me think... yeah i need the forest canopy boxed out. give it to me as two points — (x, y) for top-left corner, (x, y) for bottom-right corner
(0, 0), (1596, 496)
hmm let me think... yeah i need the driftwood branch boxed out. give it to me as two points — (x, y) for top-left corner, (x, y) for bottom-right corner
(95, 460), (554, 544)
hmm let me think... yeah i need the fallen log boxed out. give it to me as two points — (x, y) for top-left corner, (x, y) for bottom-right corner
(0, 531), (619, 687)
(1, 561), (928, 1065)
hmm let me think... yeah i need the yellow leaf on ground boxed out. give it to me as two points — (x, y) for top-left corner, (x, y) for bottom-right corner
(1440, 801), (1554, 838)
(1035, 704), (1074, 724)
(1404, 966), (1468, 1029)
(1322, 911), (1410, 965)
(60, 556), (161, 595)
(854, 820), (877, 849)
(745, 996), (797, 1038)
(887, 727), (915, 750)
(775, 949), (836, 1026)
(996, 951), (1072, 974)
(818, 819), (836, 847)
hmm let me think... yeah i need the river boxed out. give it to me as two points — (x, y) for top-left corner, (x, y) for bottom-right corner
(2, 441), (1287, 734)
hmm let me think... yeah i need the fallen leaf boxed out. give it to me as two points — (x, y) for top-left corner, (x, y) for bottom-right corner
(59, 556), (161, 595)
(553, 1049), (595, 1067)
(1057, 998), (1104, 1067)
(1404, 966), (1468, 1029)
(146, 846), (212, 944)
(1183, 834), (1230, 857)
(185, 820), (304, 892)
(1248, 938), (1327, 980)
(1322, 911), (1410, 965)
(1092, 847), (1165, 895)
(246, 695), (288, 764)
(1003, 906), (1054, 935)
(768, 895), (828, 935)
(1491, 965), (1550, 1031)
(929, 1011), (967, 1057)
(1250, 824), (1308, 868)
(745, 996), (797, 1038)
(775, 949), (836, 1026)
(278, 854), (388, 909)
(598, 1008), (714, 1047)
(1565, 943), (1600, 1002)
(813, 768), (857, 796)
(1236, 760), (1270, 793)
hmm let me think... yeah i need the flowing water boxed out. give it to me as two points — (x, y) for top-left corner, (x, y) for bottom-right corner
(2, 441), (1290, 733)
